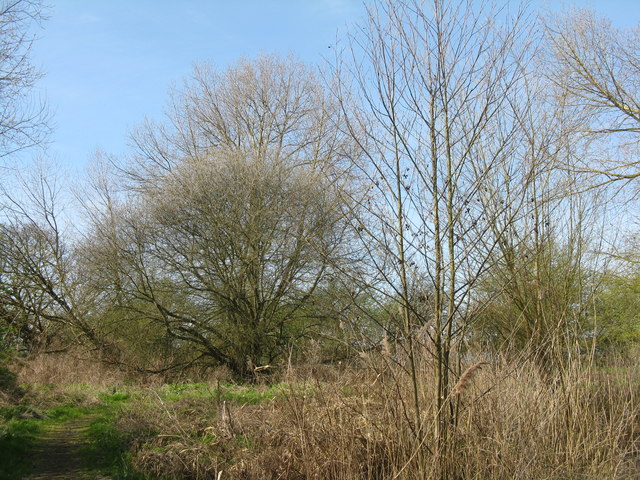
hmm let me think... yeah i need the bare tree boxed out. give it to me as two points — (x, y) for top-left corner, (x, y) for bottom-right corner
(0, 160), (103, 352)
(545, 9), (640, 193)
(335, 0), (539, 470)
(0, 0), (49, 161)
(127, 54), (354, 184)
(0, 0), (50, 349)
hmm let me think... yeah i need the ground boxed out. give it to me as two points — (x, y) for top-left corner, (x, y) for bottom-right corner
(24, 414), (108, 480)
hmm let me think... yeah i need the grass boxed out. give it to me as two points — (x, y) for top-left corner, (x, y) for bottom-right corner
(0, 369), (147, 480)
(0, 414), (41, 479)
(79, 389), (149, 479)
(3, 351), (640, 479)
(157, 381), (289, 404)
(125, 359), (640, 479)
(0, 368), (288, 479)
(82, 413), (148, 479)
(0, 402), (89, 479)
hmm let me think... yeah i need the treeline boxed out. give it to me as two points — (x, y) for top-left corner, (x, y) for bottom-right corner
(1, 0), (639, 388)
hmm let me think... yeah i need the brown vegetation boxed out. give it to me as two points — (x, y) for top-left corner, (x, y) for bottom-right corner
(12, 350), (639, 480)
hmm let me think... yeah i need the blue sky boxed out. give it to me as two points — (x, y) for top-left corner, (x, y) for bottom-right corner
(29, 1), (639, 173)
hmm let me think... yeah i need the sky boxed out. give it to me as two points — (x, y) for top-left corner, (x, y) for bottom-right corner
(27, 0), (639, 174)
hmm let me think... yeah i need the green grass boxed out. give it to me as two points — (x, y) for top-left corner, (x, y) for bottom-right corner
(158, 381), (289, 404)
(0, 415), (42, 480)
(82, 413), (148, 480)
(0, 401), (96, 479)
(81, 389), (149, 479)
(217, 382), (288, 404)
(47, 403), (89, 420)
(0, 384), (147, 480)
(99, 390), (133, 405)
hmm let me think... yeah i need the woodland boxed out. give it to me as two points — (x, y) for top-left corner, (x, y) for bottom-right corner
(1, 1), (640, 478)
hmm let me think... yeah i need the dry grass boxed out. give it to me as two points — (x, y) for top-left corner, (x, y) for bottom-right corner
(9, 351), (134, 410)
(114, 358), (640, 479)
(15, 351), (129, 388)
(11, 351), (640, 479)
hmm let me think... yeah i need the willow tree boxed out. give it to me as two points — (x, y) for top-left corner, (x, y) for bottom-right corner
(93, 56), (356, 376)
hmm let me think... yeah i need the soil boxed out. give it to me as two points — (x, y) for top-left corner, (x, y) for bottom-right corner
(23, 415), (110, 480)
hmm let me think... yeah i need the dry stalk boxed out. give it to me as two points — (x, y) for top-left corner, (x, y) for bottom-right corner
(220, 400), (236, 439)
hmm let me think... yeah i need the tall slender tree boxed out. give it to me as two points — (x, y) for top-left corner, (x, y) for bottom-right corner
(336, 0), (538, 469)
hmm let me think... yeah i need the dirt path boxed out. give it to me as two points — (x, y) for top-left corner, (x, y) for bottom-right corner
(23, 415), (109, 480)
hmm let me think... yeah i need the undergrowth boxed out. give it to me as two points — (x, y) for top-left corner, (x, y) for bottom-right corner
(3, 352), (640, 479)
